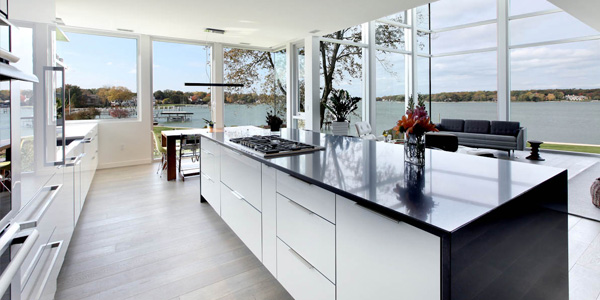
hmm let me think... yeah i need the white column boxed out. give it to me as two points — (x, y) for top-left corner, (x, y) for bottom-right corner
(211, 43), (225, 128)
(362, 21), (377, 134)
(286, 42), (297, 129)
(139, 35), (153, 158)
(410, 9), (419, 110)
(497, 0), (510, 121)
(304, 36), (321, 131)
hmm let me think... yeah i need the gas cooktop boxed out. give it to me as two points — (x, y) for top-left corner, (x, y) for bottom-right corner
(228, 135), (324, 157)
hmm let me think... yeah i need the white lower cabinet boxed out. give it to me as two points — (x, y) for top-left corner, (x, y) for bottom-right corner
(261, 165), (277, 277)
(220, 182), (262, 261)
(277, 193), (335, 282)
(220, 147), (262, 211)
(201, 137), (221, 214)
(201, 172), (220, 215)
(277, 238), (335, 300)
(336, 196), (441, 300)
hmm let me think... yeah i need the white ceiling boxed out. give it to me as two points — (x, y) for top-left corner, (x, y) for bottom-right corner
(55, 0), (432, 49)
(548, 0), (600, 32)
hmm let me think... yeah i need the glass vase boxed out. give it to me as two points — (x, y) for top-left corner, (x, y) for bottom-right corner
(404, 133), (425, 166)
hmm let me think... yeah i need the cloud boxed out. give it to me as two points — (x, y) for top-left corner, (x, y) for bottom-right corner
(106, 62), (113, 66)
(128, 68), (136, 74)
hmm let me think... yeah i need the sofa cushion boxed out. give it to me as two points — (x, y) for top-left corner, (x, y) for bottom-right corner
(464, 120), (490, 134)
(491, 121), (521, 137)
(439, 119), (464, 132)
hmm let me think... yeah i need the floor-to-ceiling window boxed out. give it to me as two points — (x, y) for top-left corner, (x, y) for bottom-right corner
(429, 0), (498, 122)
(508, 0), (600, 145)
(223, 47), (287, 128)
(151, 40), (211, 157)
(320, 25), (365, 136)
(56, 31), (138, 120)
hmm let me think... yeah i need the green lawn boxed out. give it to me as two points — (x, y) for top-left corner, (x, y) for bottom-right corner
(152, 126), (186, 157)
(530, 142), (600, 155)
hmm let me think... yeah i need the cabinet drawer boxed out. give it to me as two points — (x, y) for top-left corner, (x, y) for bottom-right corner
(220, 183), (262, 261)
(21, 240), (64, 300)
(200, 141), (220, 182)
(221, 147), (261, 211)
(201, 172), (220, 216)
(201, 136), (220, 155)
(276, 170), (335, 223)
(277, 238), (335, 300)
(277, 194), (335, 282)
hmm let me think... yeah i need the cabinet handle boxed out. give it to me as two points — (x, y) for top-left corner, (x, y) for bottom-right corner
(23, 241), (63, 300)
(287, 199), (314, 216)
(200, 172), (213, 183)
(82, 136), (94, 143)
(65, 153), (84, 167)
(353, 202), (399, 224)
(21, 185), (63, 228)
(287, 174), (312, 186)
(288, 247), (314, 270)
(0, 229), (40, 296)
(230, 189), (245, 201)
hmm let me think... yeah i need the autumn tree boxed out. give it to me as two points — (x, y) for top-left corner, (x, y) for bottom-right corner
(66, 84), (83, 108)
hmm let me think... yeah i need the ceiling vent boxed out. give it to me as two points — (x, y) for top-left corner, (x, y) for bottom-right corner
(117, 28), (134, 32)
(205, 28), (225, 34)
(55, 17), (65, 25)
(309, 29), (320, 34)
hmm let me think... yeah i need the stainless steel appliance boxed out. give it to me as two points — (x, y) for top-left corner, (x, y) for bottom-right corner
(229, 135), (324, 157)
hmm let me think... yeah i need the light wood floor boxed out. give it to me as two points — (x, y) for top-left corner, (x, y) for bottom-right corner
(55, 164), (293, 300)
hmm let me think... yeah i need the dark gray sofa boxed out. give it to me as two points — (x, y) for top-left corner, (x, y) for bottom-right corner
(433, 119), (526, 153)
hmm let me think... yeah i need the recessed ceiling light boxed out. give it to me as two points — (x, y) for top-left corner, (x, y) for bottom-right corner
(240, 42), (251, 45)
(205, 28), (225, 34)
(117, 28), (134, 32)
(309, 29), (320, 34)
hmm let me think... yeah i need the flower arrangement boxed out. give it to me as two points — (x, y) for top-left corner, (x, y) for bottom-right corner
(393, 99), (438, 136)
(203, 118), (215, 128)
(265, 110), (284, 131)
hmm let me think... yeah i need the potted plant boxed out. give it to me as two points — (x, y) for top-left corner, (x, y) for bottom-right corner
(203, 118), (214, 130)
(265, 110), (284, 132)
(324, 89), (361, 136)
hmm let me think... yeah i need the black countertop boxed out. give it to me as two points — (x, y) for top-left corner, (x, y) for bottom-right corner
(201, 127), (566, 236)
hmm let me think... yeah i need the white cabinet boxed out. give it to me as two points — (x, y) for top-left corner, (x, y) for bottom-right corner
(220, 182), (262, 261)
(277, 238), (335, 300)
(80, 124), (98, 205)
(277, 193), (335, 282)
(221, 147), (262, 211)
(261, 164), (277, 277)
(276, 170), (335, 223)
(201, 137), (220, 214)
(336, 196), (441, 300)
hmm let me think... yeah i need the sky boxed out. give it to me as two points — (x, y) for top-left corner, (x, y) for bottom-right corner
(50, 0), (600, 98)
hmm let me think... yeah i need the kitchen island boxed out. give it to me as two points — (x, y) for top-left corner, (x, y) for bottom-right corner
(199, 126), (568, 300)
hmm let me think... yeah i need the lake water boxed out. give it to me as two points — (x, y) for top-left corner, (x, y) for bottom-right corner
(157, 101), (600, 145)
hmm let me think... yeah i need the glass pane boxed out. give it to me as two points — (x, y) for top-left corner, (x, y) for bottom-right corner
(0, 25), (8, 51)
(415, 5), (430, 30)
(0, 80), (9, 218)
(510, 0), (558, 16)
(298, 46), (305, 113)
(376, 50), (406, 135)
(417, 56), (431, 104)
(431, 51), (498, 122)
(57, 32), (138, 119)
(382, 11), (407, 24)
(273, 49), (287, 123)
(224, 48), (284, 127)
(416, 31), (430, 54)
(431, 0), (496, 29)
(11, 28), (34, 171)
(375, 22), (406, 50)
(510, 12), (599, 46)
(510, 40), (600, 145)
(320, 42), (363, 135)
(432, 23), (497, 54)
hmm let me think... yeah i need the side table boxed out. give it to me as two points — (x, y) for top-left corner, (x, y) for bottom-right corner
(526, 140), (545, 161)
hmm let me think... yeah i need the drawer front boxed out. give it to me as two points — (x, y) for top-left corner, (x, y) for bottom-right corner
(220, 183), (262, 261)
(277, 194), (335, 282)
(277, 238), (335, 300)
(200, 142), (219, 182)
(201, 136), (220, 155)
(21, 240), (64, 300)
(201, 172), (220, 215)
(276, 170), (335, 223)
(261, 165), (277, 277)
(221, 147), (261, 211)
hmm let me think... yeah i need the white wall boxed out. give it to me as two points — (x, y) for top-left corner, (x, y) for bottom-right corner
(10, 0), (55, 24)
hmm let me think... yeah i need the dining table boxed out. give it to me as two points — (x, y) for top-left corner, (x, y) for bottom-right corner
(161, 128), (209, 181)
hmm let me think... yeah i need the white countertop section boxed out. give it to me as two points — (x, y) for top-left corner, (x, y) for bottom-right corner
(65, 122), (97, 139)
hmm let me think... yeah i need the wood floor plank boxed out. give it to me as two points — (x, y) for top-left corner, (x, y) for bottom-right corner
(55, 163), (292, 300)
